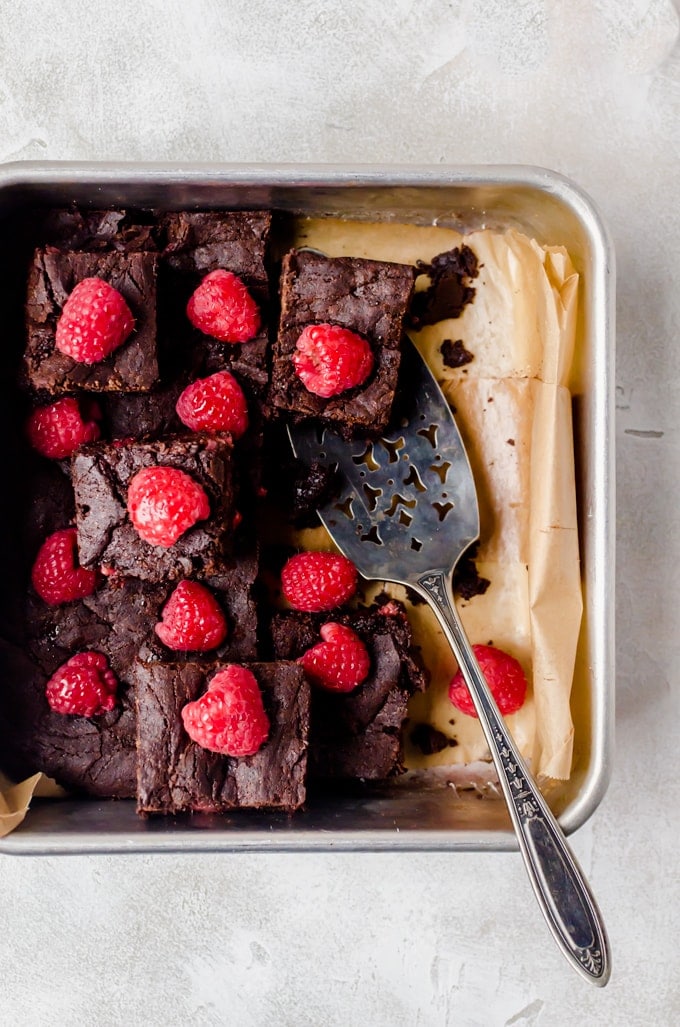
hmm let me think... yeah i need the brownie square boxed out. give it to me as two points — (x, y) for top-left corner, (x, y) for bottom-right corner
(161, 211), (273, 394)
(270, 600), (427, 780)
(40, 207), (160, 253)
(24, 247), (159, 394)
(72, 434), (235, 582)
(269, 250), (415, 435)
(134, 660), (310, 813)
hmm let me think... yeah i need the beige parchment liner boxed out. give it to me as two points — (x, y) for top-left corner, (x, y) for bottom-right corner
(0, 215), (580, 837)
(293, 218), (581, 784)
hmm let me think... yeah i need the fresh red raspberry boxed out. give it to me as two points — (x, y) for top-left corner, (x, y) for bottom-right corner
(187, 270), (261, 343)
(448, 644), (528, 718)
(281, 551), (358, 612)
(292, 323), (374, 398)
(127, 466), (210, 547)
(299, 622), (370, 693)
(55, 277), (135, 364)
(175, 370), (249, 438)
(26, 397), (101, 459)
(31, 528), (99, 605)
(155, 580), (228, 651)
(45, 651), (118, 717)
(181, 665), (270, 757)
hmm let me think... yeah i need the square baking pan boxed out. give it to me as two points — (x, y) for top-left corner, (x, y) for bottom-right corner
(0, 162), (614, 854)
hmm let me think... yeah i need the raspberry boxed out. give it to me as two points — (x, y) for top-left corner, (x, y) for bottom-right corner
(281, 551), (358, 612)
(26, 397), (101, 459)
(175, 370), (249, 438)
(299, 622), (370, 693)
(448, 644), (528, 718)
(292, 323), (374, 398)
(187, 270), (260, 343)
(181, 665), (270, 757)
(31, 528), (99, 605)
(127, 466), (210, 547)
(45, 651), (118, 717)
(55, 277), (135, 364)
(155, 580), (228, 651)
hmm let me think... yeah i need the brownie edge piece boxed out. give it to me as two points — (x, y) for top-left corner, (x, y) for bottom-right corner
(269, 250), (415, 435)
(271, 601), (427, 781)
(134, 661), (310, 814)
(72, 434), (235, 582)
(25, 248), (159, 394)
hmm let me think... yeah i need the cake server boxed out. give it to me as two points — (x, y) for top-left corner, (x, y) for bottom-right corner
(288, 337), (610, 986)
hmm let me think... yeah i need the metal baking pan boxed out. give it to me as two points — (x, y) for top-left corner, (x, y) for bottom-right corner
(0, 162), (614, 854)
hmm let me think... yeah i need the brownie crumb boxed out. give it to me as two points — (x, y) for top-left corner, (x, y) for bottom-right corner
(507, 438), (515, 446)
(440, 338), (474, 368)
(410, 723), (450, 755)
(404, 585), (427, 607)
(453, 544), (491, 601)
(408, 245), (479, 328)
(292, 460), (341, 526)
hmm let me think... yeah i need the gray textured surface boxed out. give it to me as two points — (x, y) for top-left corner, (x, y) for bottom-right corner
(2, 1), (680, 1024)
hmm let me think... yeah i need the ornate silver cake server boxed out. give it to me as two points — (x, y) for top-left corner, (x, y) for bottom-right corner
(288, 337), (610, 986)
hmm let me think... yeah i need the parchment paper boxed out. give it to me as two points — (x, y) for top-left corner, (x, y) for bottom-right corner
(293, 219), (581, 781)
(0, 215), (581, 836)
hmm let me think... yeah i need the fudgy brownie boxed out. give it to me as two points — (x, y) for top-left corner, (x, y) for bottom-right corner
(24, 248), (159, 394)
(161, 211), (273, 394)
(269, 250), (415, 435)
(134, 660), (310, 813)
(0, 540), (259, 799)
(40, 207), (160, 253)
(270, 600), (427, 780)
(72, 434), (235, 581)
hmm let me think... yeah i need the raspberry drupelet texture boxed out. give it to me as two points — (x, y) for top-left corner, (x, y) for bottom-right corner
(55, 277), (135, 364)
(187, 269), (261, 343)
(181, 665), (270, 757)
(27, 397), (101, 459)
(298, 622), (370, 693)
(175, 370), (249, 438)
(292, 323), (374, 398)
(448, 643), (528, 717)
(281, 551), (358, 612)
(155, 580), (228, 651)
(31, 528), (99, 605)
(127, 466), (210, 547)
(45, 651), (118, 717)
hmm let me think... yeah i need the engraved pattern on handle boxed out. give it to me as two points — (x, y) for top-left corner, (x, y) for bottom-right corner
(417, 570), (610, 986)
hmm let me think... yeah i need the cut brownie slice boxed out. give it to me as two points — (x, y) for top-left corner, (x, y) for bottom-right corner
(40, 207), (160, 253)
(161, 211), (273, 394)
(24, 247), (159, 394)
(270, 600), (427, 780)
(72, 434), (235, 582)
(269, 250), (415, 436)
(134, 660), (310, 814)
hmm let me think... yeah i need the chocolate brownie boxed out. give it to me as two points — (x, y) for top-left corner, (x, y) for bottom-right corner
(269, 250), (415, 436)
(72, 434), (235, 582)
(270, 600), (427, 780)
(161, 211), (273, 394)
(0, 539), (259, 798)
(134, 660), (310, 813)
(24, 247), (159, 394)
(40, 207), (159, 253)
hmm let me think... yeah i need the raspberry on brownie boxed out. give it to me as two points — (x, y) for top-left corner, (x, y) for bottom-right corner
(161, 211), (272, 394)
(133, 660), (310, 813)
(71, 434), (236, 582)
(24, 248), (159, 393)
(271, 600), (427, 781)
(269, 250), (415, 436)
